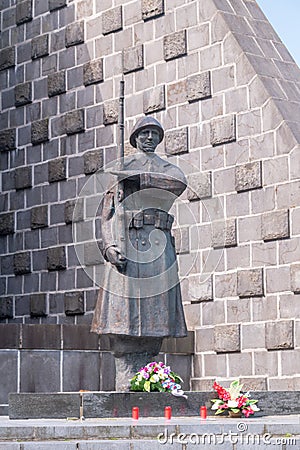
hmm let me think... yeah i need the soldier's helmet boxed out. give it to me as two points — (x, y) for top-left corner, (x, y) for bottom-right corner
(129, 116), (164, 148)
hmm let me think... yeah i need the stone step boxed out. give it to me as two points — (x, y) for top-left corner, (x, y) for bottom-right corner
(0, 415), (299, 445)
(0, 441), (180, 449)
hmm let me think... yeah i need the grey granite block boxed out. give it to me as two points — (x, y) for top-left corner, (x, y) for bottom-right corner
(31, 119), (49, 145)
(262, 209), (290, 241)
(0, 297), (13, 319)
(63, 351), (100, 391)
(164, 30), (187, 61)
(16, 0), (33, 25)
(49, 0), (67, 11)
(84, 149), (104, 174)
(48, 157), (66, 182)
(13, 252), (31, 275)
(291, 264), (300, 293)
(214, 324), (240, 353)
(62, 324), (99, 350)
(187, 72), (211, 102)
(0, 47), (15, 71)
(65, 21), (84, 47)
(83, 59), (104, 86)
(102, 6), (122, 35)
(64, 199), (84, 224)
(31, 205), (48, 229)
(9, 392), (80, 419)
(0, 213), (15, 235)
(165, 128), (188, 155)
(235, 161), (262, 192)
(143, 85), (165, 114)
(187, 172), (212, 200)
(142, 0), (164, 21)
(0, 351), (18, 404)
(48, 70), (66, 97)
(65, 109), (85, 135)
(64, 292), (84, 315)
(123, 45), (144, 74)
(237, 268), (264, 297)
(15, 82), (32, 107)
(212, 219), (237, 248)
(47, 246), (66, 271)
(31, 35), (49, 59)
(210, 115), (236, 146)
(0, 129), (16, 151)
(22, 324), (60, 349)
(6, 391), (300, 420)
(266, 320), (294, 350)
(103, 100), (118, 125)
(30, 294), (48, 317)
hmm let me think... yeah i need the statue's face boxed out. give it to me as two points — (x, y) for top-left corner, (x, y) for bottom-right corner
(136, 127), (160, 153)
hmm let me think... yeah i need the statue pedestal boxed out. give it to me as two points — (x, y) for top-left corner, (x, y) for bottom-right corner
(114, 352), (158, 391)
(108, 335), (163, 391)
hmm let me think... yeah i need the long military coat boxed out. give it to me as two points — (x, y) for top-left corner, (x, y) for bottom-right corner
(91, 152), (188, 338)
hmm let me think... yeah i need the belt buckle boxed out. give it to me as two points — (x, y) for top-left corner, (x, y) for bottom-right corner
(143, 213), (154, 225)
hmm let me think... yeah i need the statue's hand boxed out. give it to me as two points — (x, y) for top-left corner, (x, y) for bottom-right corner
(118, 188), (124, 202)
(106, 246), (127, 269)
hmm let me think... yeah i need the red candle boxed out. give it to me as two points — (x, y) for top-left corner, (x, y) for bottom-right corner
(200, 405), (207, 419)
(132, 406), (139, 420)
(164, 406), (172, 420)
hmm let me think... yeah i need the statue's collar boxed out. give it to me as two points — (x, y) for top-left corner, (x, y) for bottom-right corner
(124, 153), (169, 169)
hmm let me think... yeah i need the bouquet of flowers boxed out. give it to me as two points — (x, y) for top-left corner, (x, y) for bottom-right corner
(211, 380), (260, 418)
(130, 361), (183, 394)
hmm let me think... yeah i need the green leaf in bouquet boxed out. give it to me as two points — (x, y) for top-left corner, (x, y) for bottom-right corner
(170, 372), (183, 383)
(144, 381), (150, 392)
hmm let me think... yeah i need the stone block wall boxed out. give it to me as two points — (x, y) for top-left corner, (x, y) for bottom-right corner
(1, 0), (300, 404)
(0, 323), (193, 415)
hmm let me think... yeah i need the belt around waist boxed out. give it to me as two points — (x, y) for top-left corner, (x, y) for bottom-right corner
(125, 210), (174, 230)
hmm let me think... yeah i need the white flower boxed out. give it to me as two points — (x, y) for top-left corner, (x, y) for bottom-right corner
(211, 400), (223, 410)
(227, 400), (238, 408)
(150, 374), (159, 383)
(157, 370), (166, 379)
(211, 403), (220, 410)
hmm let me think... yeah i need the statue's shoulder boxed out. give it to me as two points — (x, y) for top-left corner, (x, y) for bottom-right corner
(153, 154), (173, 169)
(155, 154), (184, 172)
(154, 154), (187, 185)
(123, 154), (140, 169)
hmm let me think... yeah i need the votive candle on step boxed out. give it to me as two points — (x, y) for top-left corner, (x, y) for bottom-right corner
(132, 406), (139, 420)
(164, 406), (172, 420)
(200, 405), (207, 419)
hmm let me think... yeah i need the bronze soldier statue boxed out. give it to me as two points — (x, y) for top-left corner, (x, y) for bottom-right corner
(91, 116), (188, 390)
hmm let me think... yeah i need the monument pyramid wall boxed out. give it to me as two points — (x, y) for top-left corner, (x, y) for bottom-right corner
(1, 0), (300, 407)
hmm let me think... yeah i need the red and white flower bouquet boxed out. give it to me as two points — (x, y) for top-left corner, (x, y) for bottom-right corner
(211, 380), (260, 418)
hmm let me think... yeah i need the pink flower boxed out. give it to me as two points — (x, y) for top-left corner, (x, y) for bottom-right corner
(242, 407), (254, 418)
(237, 396), (247, 408)
(219, 403), (229, 409)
